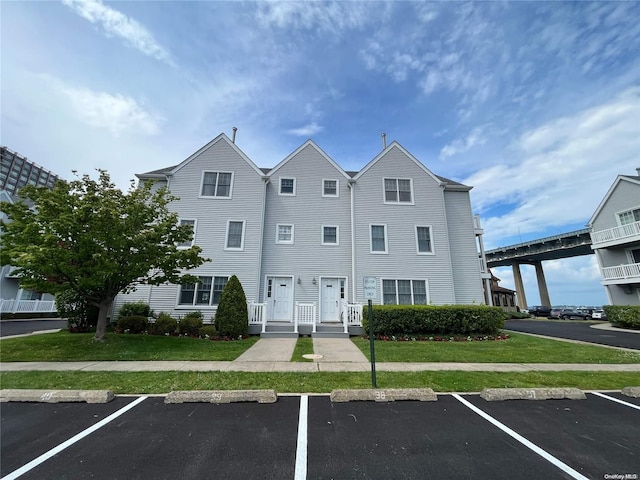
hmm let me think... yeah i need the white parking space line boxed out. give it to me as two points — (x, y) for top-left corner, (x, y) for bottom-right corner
(1, 396), (148, 480)
(452, 394), (588, 480)
(294, 395), (308, 480)
(590, 391), (640, 411)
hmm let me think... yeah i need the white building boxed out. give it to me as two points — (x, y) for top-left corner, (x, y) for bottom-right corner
(115, 133), (490, 336)
(588, 168), (640, 305)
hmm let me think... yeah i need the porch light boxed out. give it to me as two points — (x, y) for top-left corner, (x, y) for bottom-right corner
(297, 276), (301, 284)
(312, 277), (317, 285)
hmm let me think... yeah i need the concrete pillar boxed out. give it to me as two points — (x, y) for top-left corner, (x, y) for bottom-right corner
(534, 261), (551, 307)
(512, 262), (528, 310)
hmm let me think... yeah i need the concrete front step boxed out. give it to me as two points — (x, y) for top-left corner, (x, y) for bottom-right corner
(311, 332), (350, 338)
(260, 332), (299, 338)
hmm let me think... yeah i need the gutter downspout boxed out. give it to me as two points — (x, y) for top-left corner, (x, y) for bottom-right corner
(349, 178), (357, 303)
(257, 176), (270, 303)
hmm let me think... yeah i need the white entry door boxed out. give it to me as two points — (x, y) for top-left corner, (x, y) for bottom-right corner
(271, 277), (293, 321)
(321, 278), (342, 322)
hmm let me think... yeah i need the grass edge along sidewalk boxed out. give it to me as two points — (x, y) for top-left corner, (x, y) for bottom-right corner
(2, 331), (640, 364)
(1, 370), (639, 394)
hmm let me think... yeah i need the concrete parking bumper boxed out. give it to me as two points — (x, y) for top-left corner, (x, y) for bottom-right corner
(330, 388), (437, 402)
(480, 387), (586, 401)
(0, 389), (115, 403)
(164, 389), (277, 404)
(621, 386), (640, 398)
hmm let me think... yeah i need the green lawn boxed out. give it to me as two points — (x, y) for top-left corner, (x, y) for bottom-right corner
(0, 332), (259, 362)
(353, 334), (640, 363)
(1, 370), (638, 393)
(291, 337), (314, 362)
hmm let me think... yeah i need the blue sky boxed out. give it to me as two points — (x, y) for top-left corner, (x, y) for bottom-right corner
(2, 1), (639, 306)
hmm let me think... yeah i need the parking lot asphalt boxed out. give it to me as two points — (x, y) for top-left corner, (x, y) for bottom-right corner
(504, 319), (640, 350)
(0, 319), (66, 337)
(2, 393), (638, 480)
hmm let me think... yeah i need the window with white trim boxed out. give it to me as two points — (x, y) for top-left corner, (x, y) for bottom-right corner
(322, 225), (338, 245)
(279, 178), (296, 195)
(201, 171), (233, 198)
(415, 226), (434, 254)
(384, 178), (413, 203)
(179, 276), (228, 306)
(370, 224), (388, 253)
(225, 221), (245, 250)
(177, 219), (196, 248)
(382, 279), (428, 305)
(276, 224), (294, 244)
(322, 179), (338, 197)
(618, 207), (640, 225)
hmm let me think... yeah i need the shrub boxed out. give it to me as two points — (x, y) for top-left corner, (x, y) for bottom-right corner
(55, 290), (99, 333)
(362, 305), (505, 336)
(215, 275), (248, 338)
(178, 311), (204, 336)
(118, 302), (153, 319)
(151, 312), (178, 335)
(199, 325), (218, 338)
(604, 305), (640, 329)
(117, 315), (148, 334)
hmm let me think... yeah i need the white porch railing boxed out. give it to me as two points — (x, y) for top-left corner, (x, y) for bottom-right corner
(295, 302), (317, 333)
(591, 220), (640, 246)
(345, 303), (363, 326)
(0, 299), (57, 314)
(601, 262), (640, 281)
(248, 302), (266, 333)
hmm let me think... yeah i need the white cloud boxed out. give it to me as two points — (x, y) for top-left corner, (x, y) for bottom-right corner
(60, 85), (163, 136)
(440, 127), (487, 160)
(62, 0), (172, 64)
(286, 122), (324, 137)
(467, 87), (640, 246)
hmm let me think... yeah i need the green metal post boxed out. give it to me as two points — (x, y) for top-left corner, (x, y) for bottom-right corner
(368, 299), (377, 388)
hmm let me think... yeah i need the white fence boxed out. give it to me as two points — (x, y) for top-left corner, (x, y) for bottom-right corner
(591, 221), (640, 245)
(0, 299), (57, 314)
(601, 263), (640, 281)
(295, 302), (317, 333)
(247, 301), (363, 333)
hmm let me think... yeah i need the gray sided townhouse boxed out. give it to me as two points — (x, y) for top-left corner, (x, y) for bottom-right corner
(588, 168), (640, 306)
(114, 133), (489, 336)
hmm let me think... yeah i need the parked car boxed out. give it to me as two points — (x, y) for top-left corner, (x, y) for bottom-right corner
(592, 309), (607, 320)
(548, 308), (592, 320)
(528, 306), (552, 318)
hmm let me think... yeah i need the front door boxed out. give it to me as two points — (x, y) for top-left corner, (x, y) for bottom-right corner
(270, 277), (293, 321)
(321, 278), (343, 322)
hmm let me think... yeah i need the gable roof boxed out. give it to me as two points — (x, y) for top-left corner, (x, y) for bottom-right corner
(268, 139), (351, 180)
(353, 141), (472, 191)
(588, 172), (640, 226)
(137, 133), (264, 180)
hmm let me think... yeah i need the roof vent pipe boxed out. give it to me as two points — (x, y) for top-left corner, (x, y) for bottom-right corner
(381, 133), (387, 150)
(232, 127), (237, 143)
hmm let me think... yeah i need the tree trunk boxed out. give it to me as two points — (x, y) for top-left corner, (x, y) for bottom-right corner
(93, 299), (113, 342)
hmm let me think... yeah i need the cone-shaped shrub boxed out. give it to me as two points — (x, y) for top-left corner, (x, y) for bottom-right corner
(215, 275), (248, 338)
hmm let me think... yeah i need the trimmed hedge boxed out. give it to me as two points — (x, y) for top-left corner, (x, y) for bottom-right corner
(178, 311), (204, 336)
(199, 325), (218, 338)
(362, 305), (505, 336)
(151, 313), (178, 335)
(117, 315), (148, 334)
(215, 275), (249, 338)
(118, 302), (153, 319)
(604, 305), (640, 330)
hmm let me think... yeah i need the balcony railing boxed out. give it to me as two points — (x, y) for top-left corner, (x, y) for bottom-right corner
(591, 221), (640, 246)
(0, 299), (57, 314)
(601, 262), (640, 281)
(247, 301), (363, 333)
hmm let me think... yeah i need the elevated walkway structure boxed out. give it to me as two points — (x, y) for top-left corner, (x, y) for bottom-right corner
(485, 229), (593, 309)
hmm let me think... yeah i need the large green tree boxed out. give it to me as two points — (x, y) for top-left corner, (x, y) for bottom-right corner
(0, 170), (209, 341)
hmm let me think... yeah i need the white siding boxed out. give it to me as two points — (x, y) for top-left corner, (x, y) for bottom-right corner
(592, 179), (640, 231)
(444, 190), (485, 304)
(353, 145), (456, 305)
(261, 143), (352, 304)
